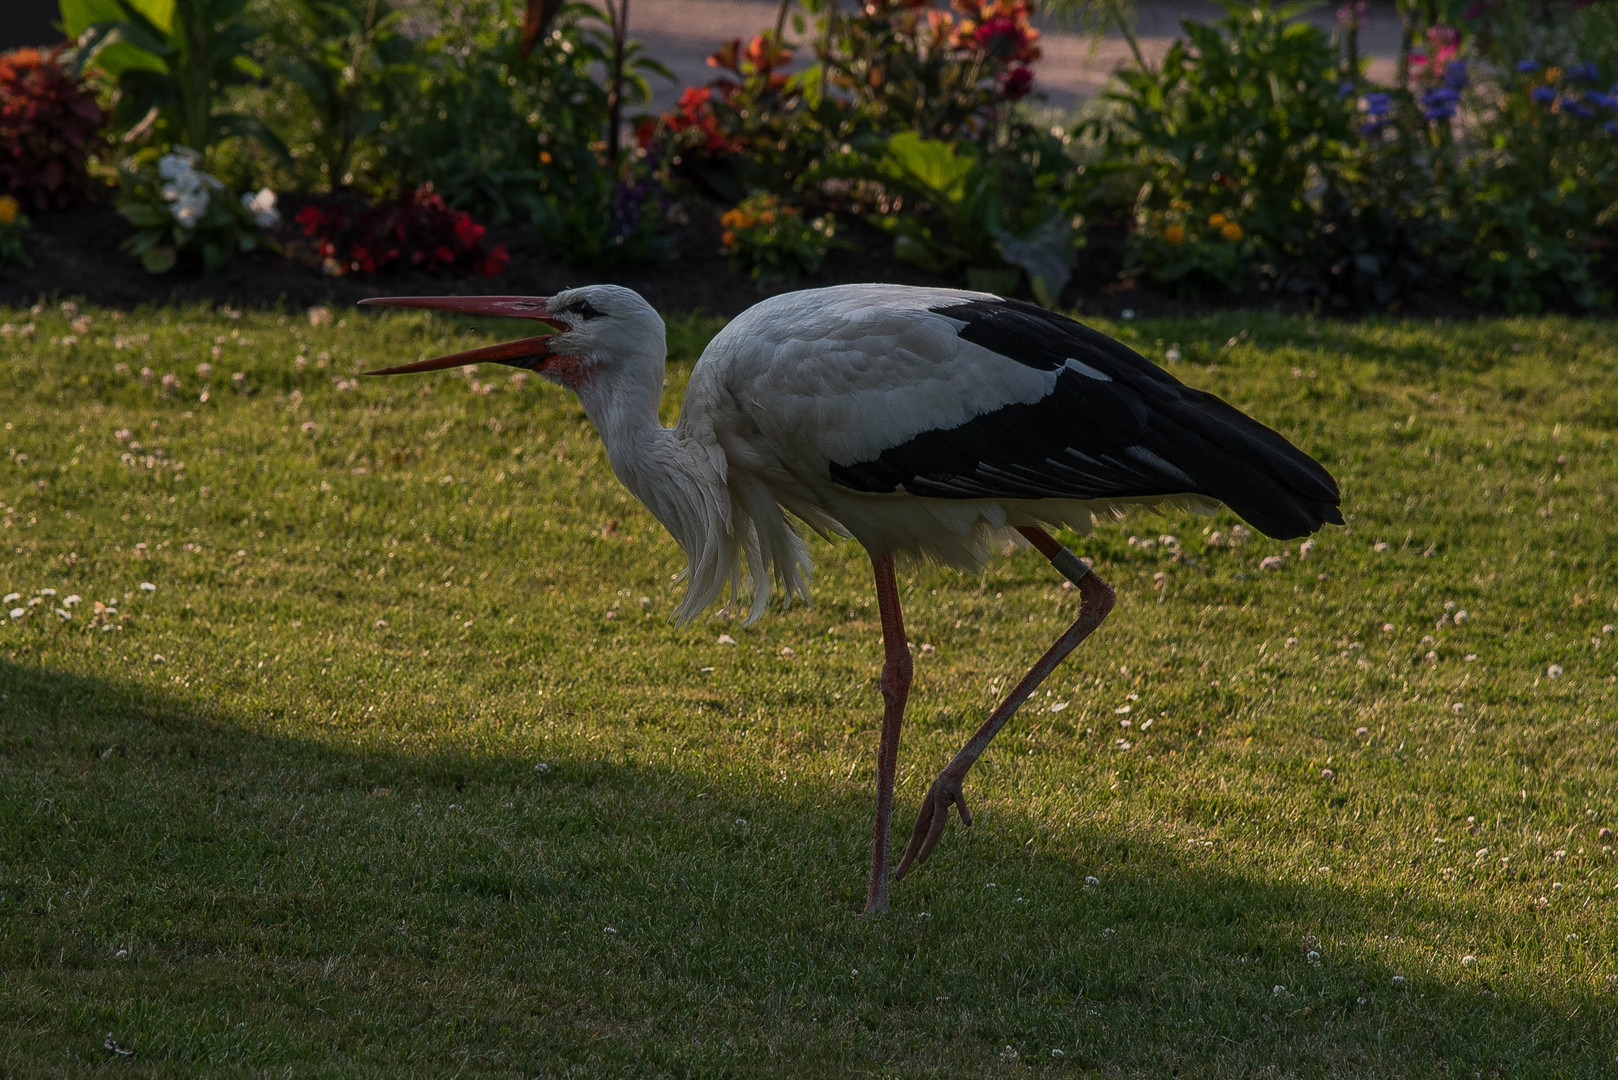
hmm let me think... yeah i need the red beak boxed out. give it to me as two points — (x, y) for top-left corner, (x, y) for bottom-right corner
(357, 295), (567, 375)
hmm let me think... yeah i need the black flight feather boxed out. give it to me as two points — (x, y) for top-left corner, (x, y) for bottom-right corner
(827, 299), (1343, 540)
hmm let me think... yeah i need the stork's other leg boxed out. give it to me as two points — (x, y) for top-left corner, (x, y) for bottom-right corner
(866, 551), (912, 914)
(896, 526), (1114, 880)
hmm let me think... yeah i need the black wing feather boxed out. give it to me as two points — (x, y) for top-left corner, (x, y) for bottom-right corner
(828, 299), (1342, 540)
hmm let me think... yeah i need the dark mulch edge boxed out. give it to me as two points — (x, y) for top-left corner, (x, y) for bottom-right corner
(0, 194), (1533, 322)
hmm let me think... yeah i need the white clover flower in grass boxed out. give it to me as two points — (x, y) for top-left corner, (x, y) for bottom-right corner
(2, 593), (18, 604)
(241, 188), (279, 229)
(8, 607), (23, 619)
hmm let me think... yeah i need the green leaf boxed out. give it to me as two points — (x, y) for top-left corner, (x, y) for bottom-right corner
(60, 0), (170, 37)
(992, 213), (1075, 308)
(213, 115), (295, 166)
(116, 200), (169, 228)
(140, 244), (176, 273)
(883, 133), (976, 203)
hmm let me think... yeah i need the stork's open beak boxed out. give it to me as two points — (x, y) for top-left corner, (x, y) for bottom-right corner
(357, 295), (566, 375)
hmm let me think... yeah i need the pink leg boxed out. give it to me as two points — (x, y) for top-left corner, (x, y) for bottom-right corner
(866, 551), (912, 914)
(896, 526), (1115, 880)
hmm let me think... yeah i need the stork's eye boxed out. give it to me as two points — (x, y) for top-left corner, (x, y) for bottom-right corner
(559, 299), (606, 321)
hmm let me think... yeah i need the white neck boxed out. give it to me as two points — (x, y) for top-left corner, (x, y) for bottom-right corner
(571, 364), (811, 624)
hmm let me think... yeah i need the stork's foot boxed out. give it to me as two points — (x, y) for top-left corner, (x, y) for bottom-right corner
(895, 771), (973, 880)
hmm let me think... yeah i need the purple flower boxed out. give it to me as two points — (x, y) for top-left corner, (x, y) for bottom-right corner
(1421, 86), (1460, 120)
(1605, 120), (1618, 136)
(1566, 100), (1596, 119)
(1364, 91), (1393, 116)
(1530, 85), (1557, 104)
(1339, 81), (1356, 97)
(1444, 60), (1469, 90)
(1359, 121), (1386, 137)
(1516, 59), (1540, 73)
(1567, 61), (1600, 82)
(1586, 91), (1618, 109)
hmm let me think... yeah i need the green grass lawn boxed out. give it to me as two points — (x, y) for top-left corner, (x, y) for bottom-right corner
(2, 299), (1615, 1077)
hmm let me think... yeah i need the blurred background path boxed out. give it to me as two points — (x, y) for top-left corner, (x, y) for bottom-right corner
(629, 0), (1404, 110)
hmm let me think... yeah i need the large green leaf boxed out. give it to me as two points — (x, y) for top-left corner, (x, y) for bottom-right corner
(991, 212), (1074, 308)
(60, 0), (173, 36)
(882, 133), (976, 203)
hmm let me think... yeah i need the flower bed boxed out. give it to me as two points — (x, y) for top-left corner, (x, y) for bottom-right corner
(0, 0), (1613, 313)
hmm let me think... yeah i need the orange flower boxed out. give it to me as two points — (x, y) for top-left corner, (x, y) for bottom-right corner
(0, 195), (18, 226)
(1207, 212), (1227, 227)
(744, 33), (792, 73)
(539, 150), (553, 165)
(1220, 222), (1244, 242)
(1164, 223), (1186, 245)
(707, 38), (742, 73)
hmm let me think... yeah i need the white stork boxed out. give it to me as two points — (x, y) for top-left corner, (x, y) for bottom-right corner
(359, 283), (1342, 913)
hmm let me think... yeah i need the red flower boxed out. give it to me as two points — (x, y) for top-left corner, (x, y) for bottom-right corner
(295, 205), (327, 236)
(477, 244), (510, 276)
(452, 213), (485, 248)
(975, 16), (1039, 61)
(999, 64), (1034, 99)
(432, 245), (456, 264)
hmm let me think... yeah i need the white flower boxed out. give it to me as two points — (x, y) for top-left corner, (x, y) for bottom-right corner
(7, 607), (24, 619)
(139, 582), (157, 592)
(2, 593), (18, 604)
(157, 148), (201, 182)
(171, 189), (209, 227)
(1546, 664), (1563, 679)
(241, 187), (280, 229)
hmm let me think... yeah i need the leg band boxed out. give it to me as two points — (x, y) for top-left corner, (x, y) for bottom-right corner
(1050, 547), (1092, 587)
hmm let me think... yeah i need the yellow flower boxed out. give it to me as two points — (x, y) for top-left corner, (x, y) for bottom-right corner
(1164, 224), (1186, 245)
(1207, 212), (1227, 227)
(1220, 222), (1244, 242)
(0, 195), (18, 226)
(1170, 198), (1191, 211)
(1545, 66), (1561, 83)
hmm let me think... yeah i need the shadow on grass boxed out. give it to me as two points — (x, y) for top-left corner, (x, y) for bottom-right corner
(2, 658), (1611, 1078)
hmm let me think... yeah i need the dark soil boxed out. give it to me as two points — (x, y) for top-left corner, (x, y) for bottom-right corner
(0, 193), (1506, 320)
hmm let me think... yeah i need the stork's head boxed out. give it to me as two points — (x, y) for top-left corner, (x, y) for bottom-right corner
(359, 284), (666, 396)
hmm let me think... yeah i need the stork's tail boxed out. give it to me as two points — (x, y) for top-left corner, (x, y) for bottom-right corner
(1168, 388), (1342, 540)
